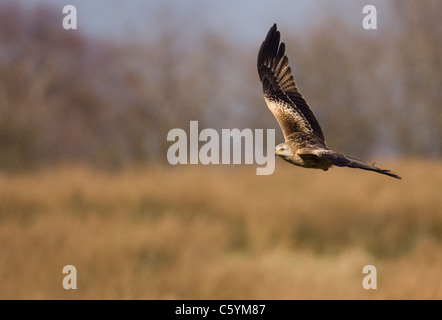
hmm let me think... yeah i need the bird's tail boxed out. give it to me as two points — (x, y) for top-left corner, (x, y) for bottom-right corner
(320, 151), (402, 179)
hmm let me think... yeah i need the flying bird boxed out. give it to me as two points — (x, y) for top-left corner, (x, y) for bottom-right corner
(257, 24), (401, 179)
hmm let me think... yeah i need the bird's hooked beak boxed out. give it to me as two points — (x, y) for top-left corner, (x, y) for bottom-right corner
(275, 146), (285, 156)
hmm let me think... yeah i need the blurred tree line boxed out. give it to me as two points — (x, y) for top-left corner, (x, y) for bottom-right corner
(0, 1), (440, 171)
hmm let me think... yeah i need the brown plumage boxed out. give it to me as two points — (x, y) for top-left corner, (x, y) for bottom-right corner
(257, 24), (401, 179)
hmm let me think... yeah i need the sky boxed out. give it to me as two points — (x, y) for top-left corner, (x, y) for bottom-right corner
(13, 0), (392, 44)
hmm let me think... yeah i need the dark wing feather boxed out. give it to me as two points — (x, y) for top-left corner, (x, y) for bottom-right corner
(257, 24), (325, 143)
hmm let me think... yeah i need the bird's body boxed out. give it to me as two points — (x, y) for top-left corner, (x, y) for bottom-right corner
(276, 136), (331, 171)
(258, 24), (401, 179)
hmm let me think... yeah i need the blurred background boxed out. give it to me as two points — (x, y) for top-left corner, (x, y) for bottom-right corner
(0, 0), (441, 299)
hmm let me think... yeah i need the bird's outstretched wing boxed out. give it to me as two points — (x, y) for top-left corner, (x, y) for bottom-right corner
(257, 23), (325, 144)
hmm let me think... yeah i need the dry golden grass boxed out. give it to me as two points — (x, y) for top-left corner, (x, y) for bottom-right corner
(0, 160), (441, 299)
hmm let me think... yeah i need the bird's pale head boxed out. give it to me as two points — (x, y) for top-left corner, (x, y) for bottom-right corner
(275, 142), (291, 158)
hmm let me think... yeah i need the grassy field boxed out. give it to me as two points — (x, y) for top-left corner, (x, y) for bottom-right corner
(0, 160), (441, 299)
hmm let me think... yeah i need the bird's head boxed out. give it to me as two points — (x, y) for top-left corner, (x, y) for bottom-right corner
(275, 142), (291, 158)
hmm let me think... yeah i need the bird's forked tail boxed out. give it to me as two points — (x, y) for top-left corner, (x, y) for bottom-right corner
(320, 151), (401, 179)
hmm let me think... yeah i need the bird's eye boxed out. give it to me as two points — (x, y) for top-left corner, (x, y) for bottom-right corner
(280, 148), (285, 152)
